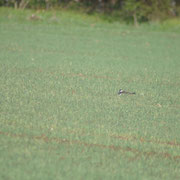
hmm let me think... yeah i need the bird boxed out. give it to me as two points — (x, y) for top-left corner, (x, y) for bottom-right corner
(118, 89), (136, 95)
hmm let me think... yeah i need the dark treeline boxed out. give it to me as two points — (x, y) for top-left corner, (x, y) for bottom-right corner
(1, 0), (180, 24)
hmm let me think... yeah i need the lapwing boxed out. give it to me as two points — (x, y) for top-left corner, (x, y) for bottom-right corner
(118, 89), (136, 95)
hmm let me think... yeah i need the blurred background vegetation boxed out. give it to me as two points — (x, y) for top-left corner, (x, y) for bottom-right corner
(0, 0), (180, 25)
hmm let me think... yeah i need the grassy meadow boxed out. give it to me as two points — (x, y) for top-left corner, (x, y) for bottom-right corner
(0, 8), (180, 180)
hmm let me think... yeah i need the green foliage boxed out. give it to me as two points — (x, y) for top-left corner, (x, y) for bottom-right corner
(123, 0), (141, 12)
(121, 0), (144, 25)
(145, 0), (173, 21)
(121, 0), (175, 24)
(0, 0), (180, 23)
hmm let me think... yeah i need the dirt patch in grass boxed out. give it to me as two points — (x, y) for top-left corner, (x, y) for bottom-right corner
(0, 131), (180, 161)
(111, 135), (180, 147)
(61, 72), (116, 80)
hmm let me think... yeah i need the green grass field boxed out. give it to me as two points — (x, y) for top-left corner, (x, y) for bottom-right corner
(0, 8), (180, 180)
